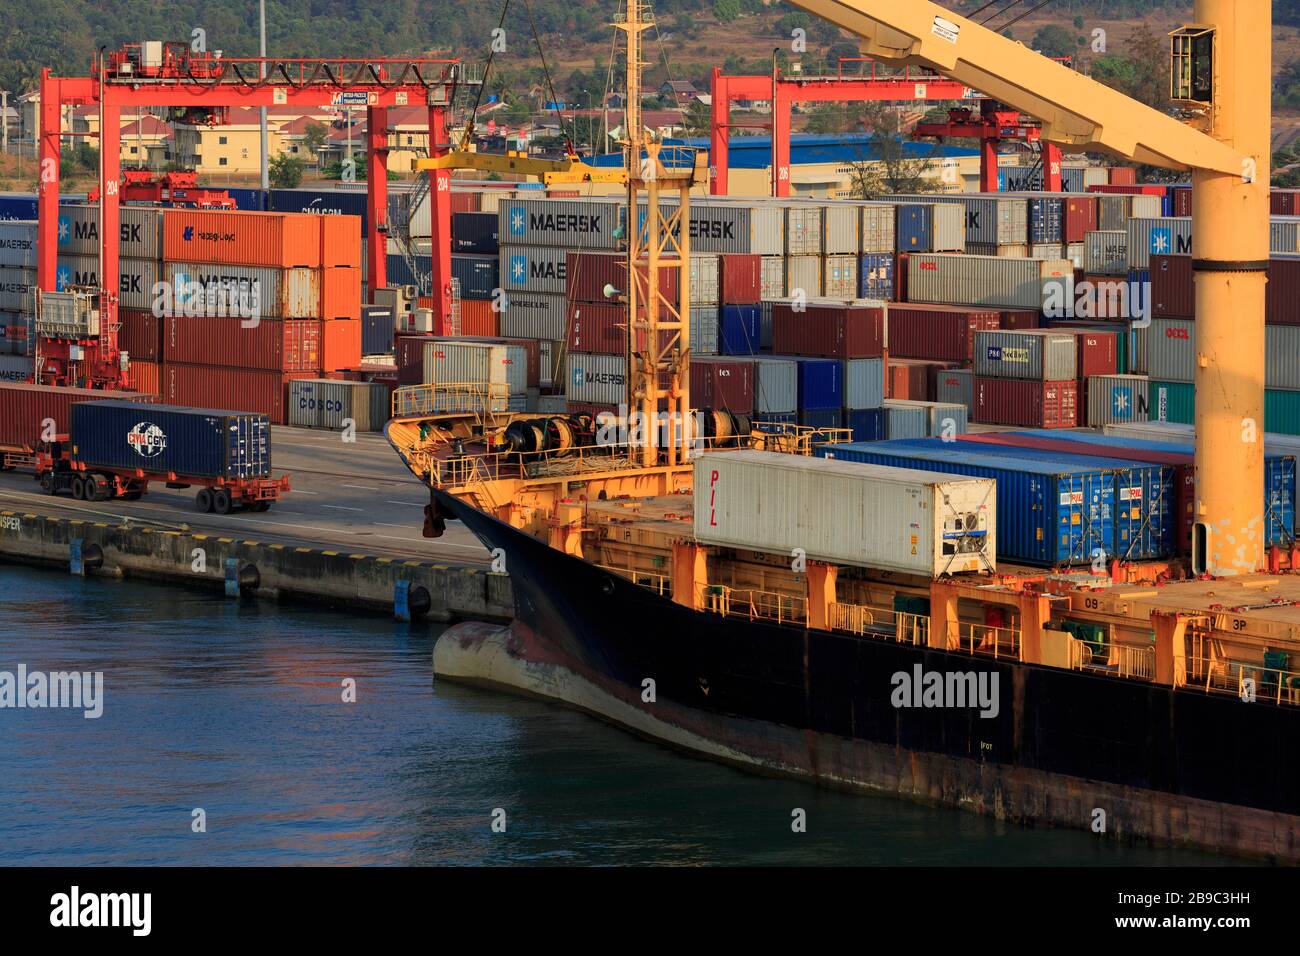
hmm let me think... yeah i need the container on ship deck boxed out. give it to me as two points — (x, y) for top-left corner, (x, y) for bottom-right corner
(886, 303), (1000, 363)
(0, 383), (152, 450)
(422, 341), (528, 410)
(691, 357), (754, 413)
(160, 364), (312, 425)
(163, 209), (322, 268)
(288, 379), (390, 432)
(770, 302), (885, 358)
(973, 376), (1077, 428)
(845, 407), (886, 442)
(817, 439), (1111, 566)
(69, 401), (271, 479)
(163, 315), (323, 371)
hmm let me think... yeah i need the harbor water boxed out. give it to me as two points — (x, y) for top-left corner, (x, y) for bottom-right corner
(0, 564), (1242, 866)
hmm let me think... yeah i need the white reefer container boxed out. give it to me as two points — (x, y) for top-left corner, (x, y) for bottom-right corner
(693, 450), (996, 577)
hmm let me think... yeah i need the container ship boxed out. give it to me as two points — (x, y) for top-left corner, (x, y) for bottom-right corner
(382, 0), (1300, 862)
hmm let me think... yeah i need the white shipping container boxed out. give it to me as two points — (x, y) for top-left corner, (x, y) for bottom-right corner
(1098, 194), (1162, 231)
(567, 352), (627, 405)
(784, 205), (823, 255)
(907, 254), (1072, 311)
(694, 450), (997, 576)
(859, 202), (896, 254)
(690, 254), (720, 305)
(0, 266), (35, 312)
(691, 306), (720, 355)
(785, 255), (823, 297)
(930, 203), (966, 252)
(499, 291), (567, 340)
(966, 243), (1027, 258)
(820, 203), (861, 255)
(823, 255), (858, 299)
(760, 256), (784, 299)
(498, 198), (624, 250)
(638, 199), (785, 254)
(1271, 217), (1300, 254)
(423, 341), (529, 409)
(1084, 230), (1128, 275)
(1029, 243), (1064, 261)
(164, 261), (317, 318)
(1064, 243), (1085, 269)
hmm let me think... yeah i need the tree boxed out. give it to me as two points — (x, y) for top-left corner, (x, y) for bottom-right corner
(1090, 24), (1168, 112)
(713, 0), (741, 23)
(682, 99), (711, 139)
(1032, 25), (1075, 59)
(302, 121), (328, 163)
(845, 113), (945, 198)
(269, 153), (304, 188)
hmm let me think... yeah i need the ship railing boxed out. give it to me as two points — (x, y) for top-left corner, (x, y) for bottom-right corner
(830, 602), (874, 635)
(947, 621), (1021, 661)
(392, 382), (515, 422)
(829, 603), (930, 646)
(597, 565), (672, 597)
(705, 586), (807, 626)
(1184, 653), (1300, 707)
(1116, 644), (1157, 681)
(750, 423), (855, 457)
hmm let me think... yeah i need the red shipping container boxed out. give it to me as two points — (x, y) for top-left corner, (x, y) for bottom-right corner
(566, 252), (680, 304)
(160, 364), (313, 424)
(396, 334), (431, 385)
(1086, 184), (1166, 196)
(886, 358), (937, 401)
(1108, 167), (1137, 186)
(322, 320), (362, 372)
(320, 215), (363, 269)
(163, 209), (321, 268)
(1150, 254), (1194, 319)
(0, 383), (151, 450)
(568, 302), (627, 355)
(1269, 257), (1300, 325)
(718, 254), (762, 304)
(127, 359), (161, 397)
(164, 315), (323, 371)
(567, 401), (619, 422)
(1272, 189), (1300, 216)
(690, 358), (754, 414)
(119, 309), (162, 361)
(885, 304), (1001, 362)
(972, 377), (1077, 428)
(320, 266), (362, 320)
(1067, 329), (1118, 379)
(999, 309), (1040, 330)
(896, 253), (909, 302)
(1063, 196), (1098, 244)
(771, 303), (886, 358)
(1173, 187), (1193, 217)
(450, 191), (480, 214)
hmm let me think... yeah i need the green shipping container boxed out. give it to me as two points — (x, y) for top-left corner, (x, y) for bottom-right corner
(1149, 383), (1300, 434)
(1266, 389), (1300, 436)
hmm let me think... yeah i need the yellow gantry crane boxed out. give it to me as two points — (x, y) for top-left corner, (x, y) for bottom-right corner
(785, 0), (1268, 577)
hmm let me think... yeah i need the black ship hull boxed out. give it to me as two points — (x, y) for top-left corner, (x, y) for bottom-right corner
(431, 488), (1300, 861)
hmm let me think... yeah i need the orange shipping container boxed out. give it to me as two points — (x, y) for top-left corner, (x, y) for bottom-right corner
(126, 359), (161, 396)
(321, 320), (362, 372)
(163, 209), (321, 269)
(320, 266), (362, 320)
(319, 215), (363, 268)
(458, 299), (500, 337)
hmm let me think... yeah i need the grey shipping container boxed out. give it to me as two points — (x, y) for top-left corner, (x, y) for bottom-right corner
(883, 401), (929, 439)
(760, 256), (784, 299)
(823, 255), (858, 298)
(843, 356), (885, 410)
(785, 255), (823, 296)
(1271, 217), (1300, 254)
(0, 354), (33, 381)
(1029, 243), (1064, 260)
(883, 399), (968, 437)
(637, 199), (785, 254)
(1084, 230), (1128, 275)
(57, 204), (164, 259)
(1087, 374), (1150, 428)
(163, 261), (316, 318)
(423, 341), (529, 409)
(750, 357), (798, 414)
(935, 367), (973, 409)
(499, 244), (568, 294)
(907, 254), (1072, 311)
(1146, 318), (1194, 382)
(691, 254), (720, 305)
(880, 194), (1027, 246)
(966, 243), (1027, 258)
(859, 203), (896, 254)
(1130, 320), (1150, 375)
(0, 221), (37, 269)
(784, 205), (823, 255)
(820, 203), (861, 255)
(1126, 217), (1193, 269)
(1098, 194), (1162, 231)
(498, 198), (624, 250)
(289, 379), (390, 432)
(974, 329), (1079, 381)
(500, 291), (567, 340)
(0, 266), (34, 312)
(1064, 243), (1085, 269)
(691, 306), (720, 355)
(567, 352), (627, 405)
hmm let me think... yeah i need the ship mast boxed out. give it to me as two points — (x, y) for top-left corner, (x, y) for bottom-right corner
(615, 0), (694, 467)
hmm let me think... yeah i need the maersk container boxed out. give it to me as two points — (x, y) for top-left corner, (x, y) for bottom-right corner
(973, 330), (1078, 381)
(859, 203), (896, 253)
(0, 267), (34, 312)
(1087, 374), (1150, 427)
(69, 401), (271, 480)
(750, 357), (798, 415)
(59, 256), (161, 312)
(500, 291), (566, 340)
(843, 357), (885, 410)
(823, 255), (858, 298)
(163, 261), (319, 319)
(1127, 217), (1193, 270)
(895, 204), (932, 252)
(784, 204), (823, 255)
(0, 354), (33, 380)
(56, 204), (164, 259)
(784, 255), (823, 296)
(499, 198), (624, 250)
(907, 254), (1071, 311)
(821, 203), (861, 255)
(694, 450), (997, 576)
(288, 379), (389, 432)
(720, 305), (761, 355)
(0, 221), (37, 269)
(857, 252), (895, 298)
(567, 352), (627, 406)
(817, 440), (1113, 566)
(451, 254), (498, 299)
(1084, 230), (1128, 275)
(636, 200), (784, 255)
(845, 407), (887, 442)
(499, 244), (566, 294)
(451, 211), (500, 254)
(935, 368), (973, 410)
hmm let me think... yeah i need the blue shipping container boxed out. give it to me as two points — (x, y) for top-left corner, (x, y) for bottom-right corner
(268, 188), (365, 230)
(857, 252), (895, 299)
(778, 356), (841, 410)
(895, 205), (932, 252)
(816, 440), (1116, 566)
(1025, 196), (1064, 244)
(387, 254), (432, 295)
(452, 212), (500, 254)
(950, 439), (1176, 560)
(70, 401), (271, 480)
(799, 407), (843, 431)
(0, 193), (89, 221)
(720, 305), (762, 355)
(451, 254), (498, 299)
(362, 305), (394, 355)
(225, 187), (267, 212)
(754, 411), (798, 431)
(1015, 429), (1297, 548)
(845, 407), (886, 442)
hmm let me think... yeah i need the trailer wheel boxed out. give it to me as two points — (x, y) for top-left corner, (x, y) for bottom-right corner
(71, 476), (86, 500)
(254, 501), (272, 513)
(195, 488), (213, 513)
(89, 475), (110, 502)
(212, 489), (233, 515)
(40, 473), (56, 495)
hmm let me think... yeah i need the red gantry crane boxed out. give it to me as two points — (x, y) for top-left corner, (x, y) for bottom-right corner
(37, 43), (470, 387)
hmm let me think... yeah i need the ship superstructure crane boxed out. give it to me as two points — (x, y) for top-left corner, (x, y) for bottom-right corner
(783, 0), (1266, 578)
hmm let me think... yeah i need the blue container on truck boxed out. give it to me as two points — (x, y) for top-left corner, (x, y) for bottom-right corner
(69, 402), (271, 480)
(946, 439), (1176, 561)
(816, 440), (1116, 566)
(777, 356), (841, 410)
(719, 305), (762, 355)
(451, 254), (499, 299)
(857, 252), (895, 298)
(845, 407), (886, 442)
(895, 205), (932, 252)
(1015, 429), (1297, 548)
(452, 211), (500, 254)
(268, 188), (366, 230)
